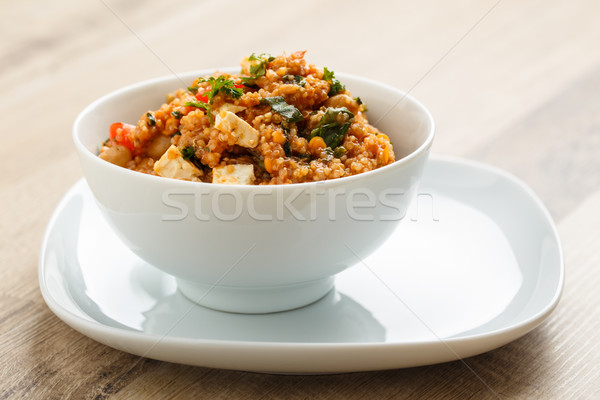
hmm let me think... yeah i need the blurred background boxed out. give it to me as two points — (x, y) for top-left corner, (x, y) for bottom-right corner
(3, 0), (599, 220)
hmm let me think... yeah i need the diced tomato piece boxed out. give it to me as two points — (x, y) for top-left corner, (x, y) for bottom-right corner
(291, 50), (306, 59)
(195, 91), (209, 103)
(109, 122), (137, 154)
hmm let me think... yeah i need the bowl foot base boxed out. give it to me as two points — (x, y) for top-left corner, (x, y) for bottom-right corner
(176, 277), (335, 314)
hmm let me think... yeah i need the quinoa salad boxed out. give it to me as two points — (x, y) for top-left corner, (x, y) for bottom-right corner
(99, 51), (395, 185)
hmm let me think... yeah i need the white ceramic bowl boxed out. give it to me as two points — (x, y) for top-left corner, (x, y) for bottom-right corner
(73, 70), (435, 313)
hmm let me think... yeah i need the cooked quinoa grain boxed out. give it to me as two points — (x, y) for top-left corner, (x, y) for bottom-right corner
(99, 51), (396, 185)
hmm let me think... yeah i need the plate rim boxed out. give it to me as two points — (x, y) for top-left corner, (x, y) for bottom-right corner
(38, 154), (565, 371)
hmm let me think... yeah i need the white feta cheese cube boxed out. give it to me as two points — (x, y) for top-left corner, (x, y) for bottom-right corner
(214, 110), (259, 148)
(217, 103), (246, 114)
(153, 145), (201, 181)
(212, 164), (255, 185)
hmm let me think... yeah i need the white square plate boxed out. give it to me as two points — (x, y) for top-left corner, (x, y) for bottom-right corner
(39, 155), (563, 373)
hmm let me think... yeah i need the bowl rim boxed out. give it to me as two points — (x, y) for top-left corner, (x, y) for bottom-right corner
(73, 69), (435, 190)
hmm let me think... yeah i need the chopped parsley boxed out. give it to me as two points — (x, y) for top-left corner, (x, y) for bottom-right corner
(171, 110), (183, 119)
(333, 146), (346, 158)
(283, 138), (292, 157)
(310, 107), (354, 149)
(185, 76), (244, 123)
(354, 96), (368, 111)
(184, 100), (212, 121)
(179, 145), (206, 169)
(198, 76), (244, 103)
(242, 53), (274, 86)
(146, 112), (156, 126)
(261, 96), (303, 123)
(323, 67), (345, 96)
(180, 146), (196, 160)
(282, 74), (305, 87)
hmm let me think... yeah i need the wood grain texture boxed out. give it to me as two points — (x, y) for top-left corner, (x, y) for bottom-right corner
(1, 0), (599, 398)
(469, 66), (600, 220)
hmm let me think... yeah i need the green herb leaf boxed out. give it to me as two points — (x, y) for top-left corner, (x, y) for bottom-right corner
(242, 53), (274, 86)
(247, 148), (266, 171)
(261, 96), (303, 123)
(248, 53), (271, 75)
(180, 145), (206, 169)
(184, 100), (213, 123)
(197, 76), (243, 103)
(282, 74), (305, 87)
(146, 112), (156, 126)
(170, 130), (181, 138)
(323, 67), (345, 96)
(185, 76), (242, 125)
(333, 146), (346, 158)
(354, 96), (368, 111)
(283, 138), (292, 157)
(185, 100), (210, 112)
(310, 107), (354, 149)
(171, 110), (183, 119)
(180, 146), (196, 160)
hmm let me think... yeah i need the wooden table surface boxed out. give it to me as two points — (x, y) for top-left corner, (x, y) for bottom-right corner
(2, 0), (599, 398)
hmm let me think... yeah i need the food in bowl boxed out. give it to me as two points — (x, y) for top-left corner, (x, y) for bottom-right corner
(74, 58), (434, 313)
(98, 51), (395, 185)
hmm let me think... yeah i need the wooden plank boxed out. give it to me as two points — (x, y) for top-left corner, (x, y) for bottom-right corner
(468, 65), (600, 219)
(1, 0), (599, 397)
